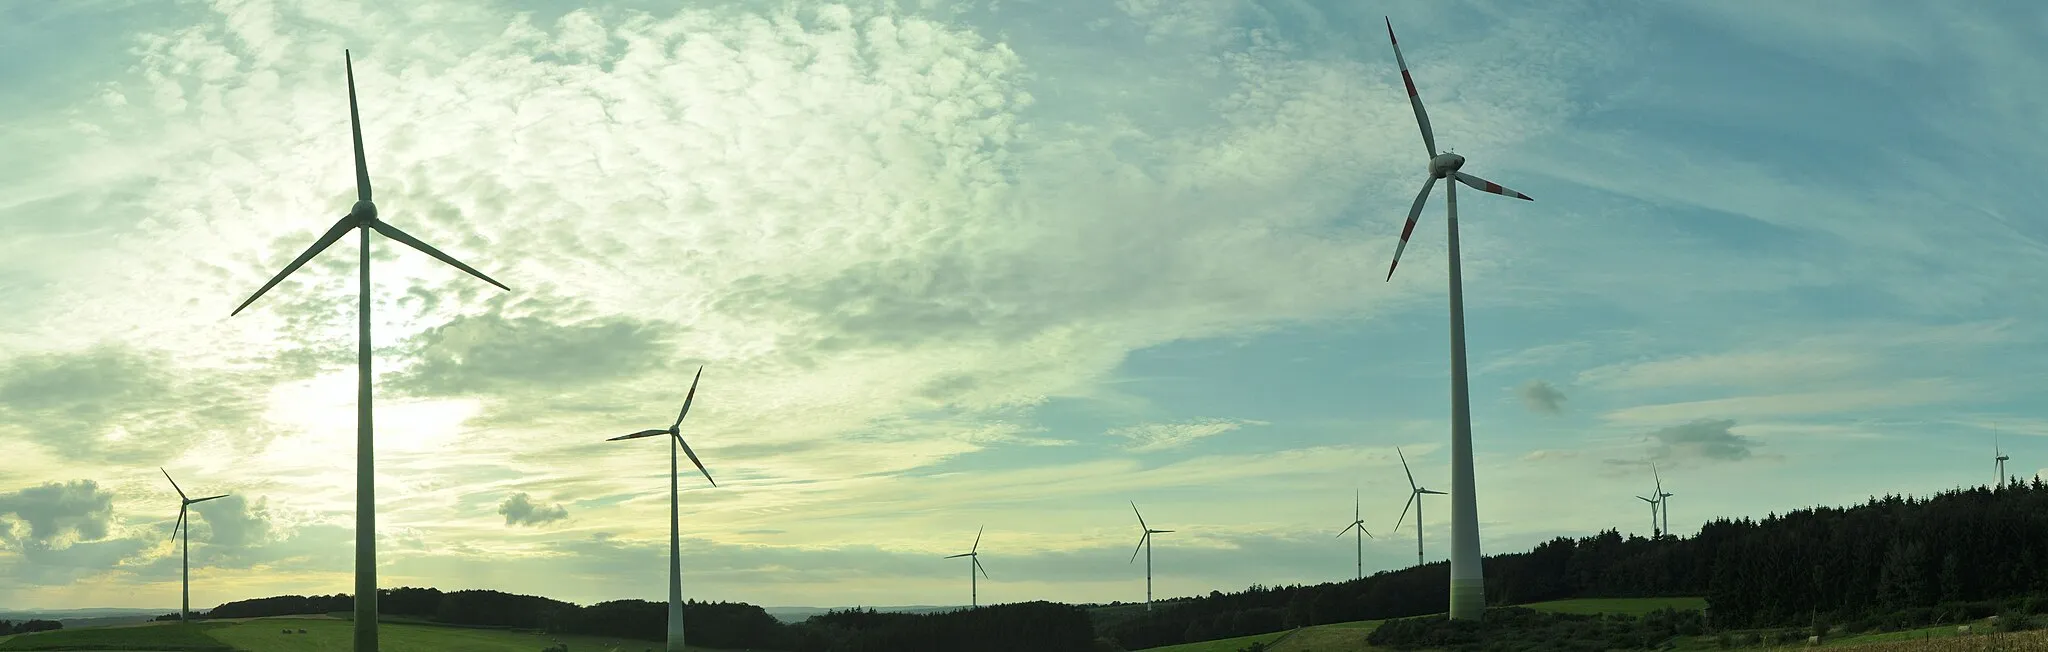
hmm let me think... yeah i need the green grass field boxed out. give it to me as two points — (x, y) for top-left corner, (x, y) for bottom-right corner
(1521, 596), (1710, 616)
(0, 621), (235, 650)
(0, 617), (743, 652)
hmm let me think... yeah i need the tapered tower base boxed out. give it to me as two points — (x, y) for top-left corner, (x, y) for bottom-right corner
(1449, 578), (1486, 619)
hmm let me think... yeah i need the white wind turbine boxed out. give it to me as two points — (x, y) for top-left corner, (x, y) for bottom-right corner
(162, 469), (228, 623)
(607, 366), (717, 652)
(1129, 502), (1173, 612)
(228, 50), (511, 652)
(1388, 447), (1446, 569)
(1634, 493), (1660, 538)
(1336, 488), (1375, 581)
(944, 526), (991, 608)
(1380, 17), (1536, 622)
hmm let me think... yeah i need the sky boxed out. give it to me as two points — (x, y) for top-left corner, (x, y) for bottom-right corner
(2, 0), (2047, 612)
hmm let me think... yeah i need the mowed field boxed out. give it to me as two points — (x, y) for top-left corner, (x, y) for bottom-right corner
(0, 617), (740, 651)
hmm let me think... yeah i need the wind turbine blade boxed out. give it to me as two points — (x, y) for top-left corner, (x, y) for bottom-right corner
(673, 366), (704, 429)
(1637, 495), (1655, 503)
(170, 508), (186, 542)
(1421, 489), (1447, 495)
(1354, 488), (1362, 521)
(976, 557), (989, 580)
(1130, 533), (1148, 563)
(1384, 18), (1438, 157)
(1130, 501), (1148, 531)
(972, 525), (983, 553)
(1385, 176), (1438, 282)
(1362, 526), (1374, 539)
(190, 494), (230, 504)
(607, 429), (669, 441)
(673, 433), (717, 487)
(1153, 529), (1174, 534)
(231, 215), (357, 316)
(1338, 521), (1358, 538)
(1396, 446), (1418, 491)
(945, 553), (972, 559)
(1653, 463), (1663, 495)
(1452, 171), (1533, 201)
(1391, 492), (1415, 534)
(160, 468), (187, 501)
(367, 220), (511, 292)
(345, 50), (372, 202)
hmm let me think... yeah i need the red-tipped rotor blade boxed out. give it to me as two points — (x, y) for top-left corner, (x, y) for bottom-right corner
(1385, 17), (1438, 157)
(1452, 172), (1533, 201)
(1387, 176), (1437, 281)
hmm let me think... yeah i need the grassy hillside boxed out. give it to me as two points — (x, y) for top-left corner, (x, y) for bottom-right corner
(1136, 597), (1708, 652)
(0, 617), (751, 652)
(1140, 629), (1295, 652)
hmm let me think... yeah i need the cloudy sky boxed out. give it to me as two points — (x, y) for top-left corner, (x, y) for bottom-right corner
(3, 0), (2047, 612)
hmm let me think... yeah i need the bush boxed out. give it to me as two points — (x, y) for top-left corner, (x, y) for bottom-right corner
(1998, 610), (2037, 632)
(1237, 642), (1269, 652)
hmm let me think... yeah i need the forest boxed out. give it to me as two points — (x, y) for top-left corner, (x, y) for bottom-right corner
(172, 477), (2048, 651)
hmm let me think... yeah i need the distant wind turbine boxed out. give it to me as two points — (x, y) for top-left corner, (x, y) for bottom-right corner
(1336, 488), (1375, 581)
(608, 366), (717, 652)
(1129, 502), (1173, 612)
(1388, 447), (1446, 569)
(1380, 17), (1534, 622)
(227, 50), (510, 652)
(1654, 465), (1673, 538)
(1995, 427), (2011, 487)
(944, 526), (990, 608)
(161, 468), (228, 623)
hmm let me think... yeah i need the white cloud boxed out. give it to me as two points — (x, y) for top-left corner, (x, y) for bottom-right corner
(1105, 417), (1265, 452)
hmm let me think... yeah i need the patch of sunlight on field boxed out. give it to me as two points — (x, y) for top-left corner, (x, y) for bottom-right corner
(1520, 597), (1709, 616)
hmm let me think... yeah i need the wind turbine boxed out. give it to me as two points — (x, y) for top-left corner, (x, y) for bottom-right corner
(161, 468), (228, 623)
(1995, 427), (2011, 487)
(228, 50), (510, 652)
(1388, 447), (1446, 569)
(608, 366), (717, 652)
(944, 526), (990, 608)
(1380, 17), (1535, 621)
(1336, 488), (1375, 581)
(1654, 465), (1673, 538)
(1129, 502), (1173, 612)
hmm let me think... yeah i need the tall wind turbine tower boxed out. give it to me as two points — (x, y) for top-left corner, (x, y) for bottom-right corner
(608, 366), (718, 652)
(1389, 447), (1446, 569)
(229, 50), (511, 651)
(161, 469), (228, 623)
(1380, 18), (1536, 621)
(1128, 502), (1173, 611)
(1337, 488), (1375, 581)
(944, 526), (990, 608)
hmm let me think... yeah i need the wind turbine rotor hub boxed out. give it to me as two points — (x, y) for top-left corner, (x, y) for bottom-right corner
(1428, 153), (1466, 179)
(350, 200), (378, 220)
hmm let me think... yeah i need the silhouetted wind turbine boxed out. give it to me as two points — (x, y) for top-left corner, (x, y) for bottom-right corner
(162, 468), (227, 623)
(1336, 488), (1375, 581)
(1129, 502), (1173, 611)
(944, 526), (990, 608)
(1389, 447), (1446, 568)
(1382, 17), (1534, 621)
(608, 366), (716, 652)
(228, 50), (509, 652)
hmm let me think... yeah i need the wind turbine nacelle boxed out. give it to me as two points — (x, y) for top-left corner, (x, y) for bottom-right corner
(350, 200), (378, 220)
(1428, 153), (1466, 179)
